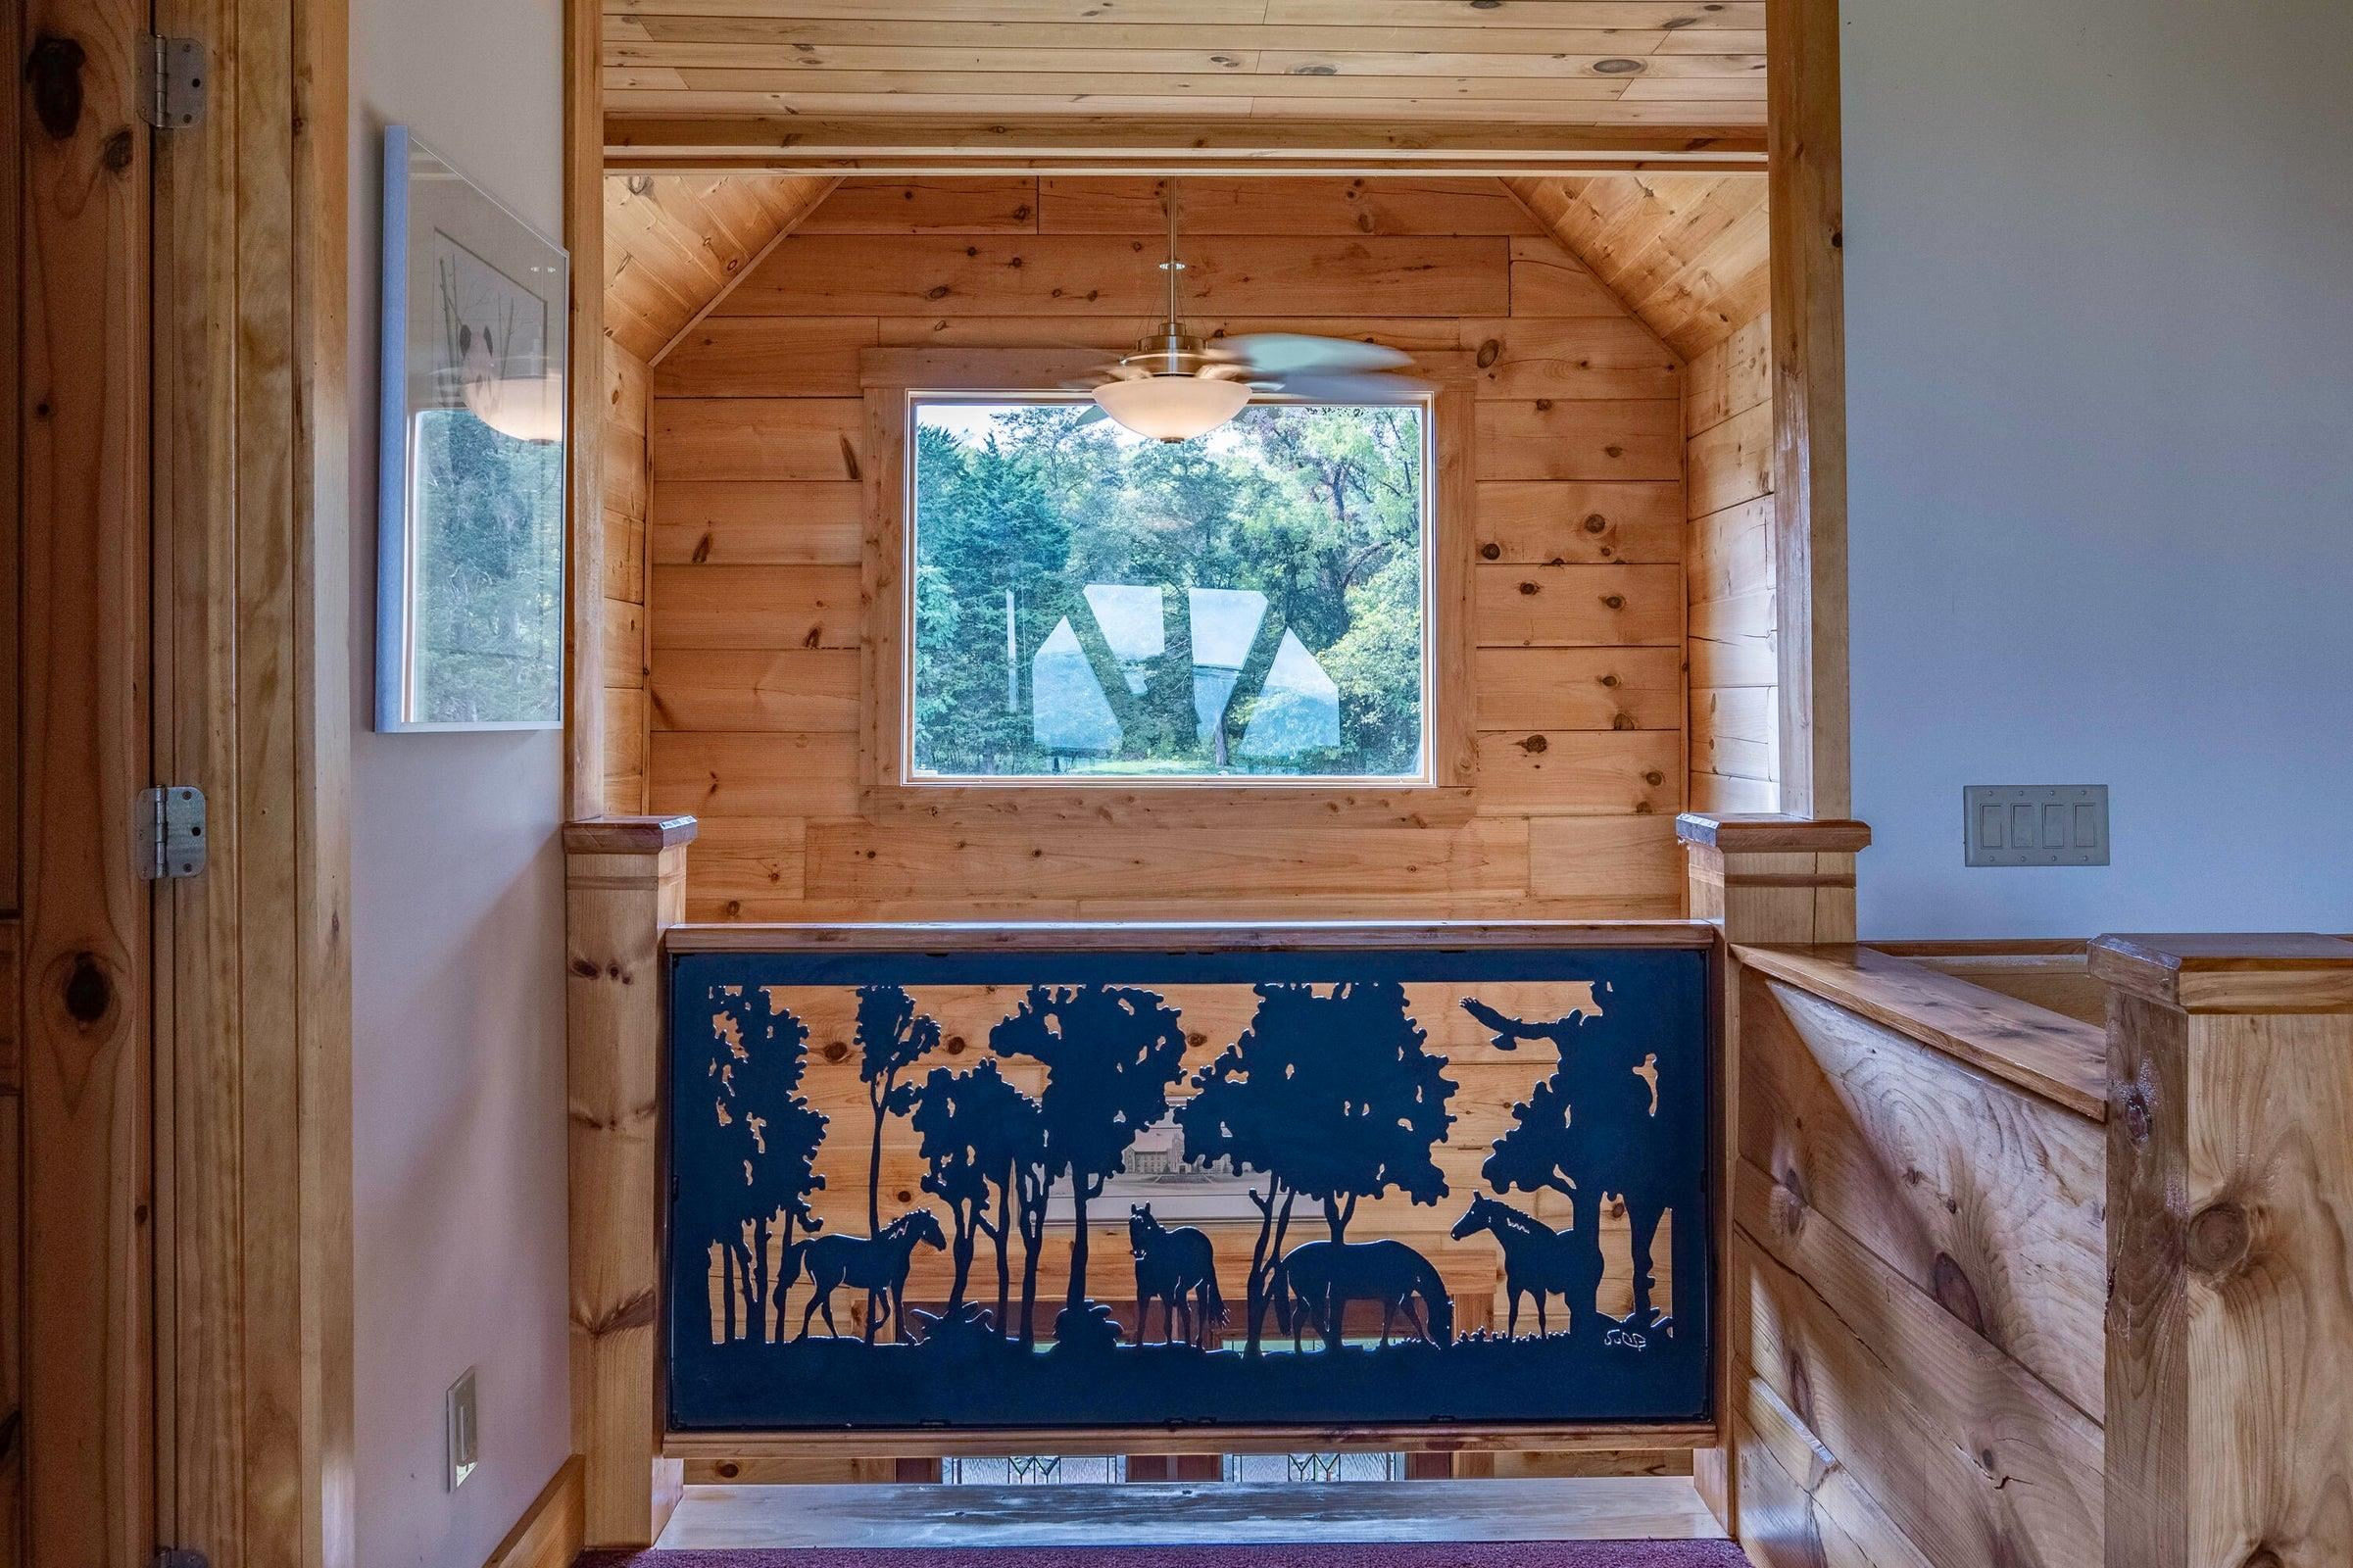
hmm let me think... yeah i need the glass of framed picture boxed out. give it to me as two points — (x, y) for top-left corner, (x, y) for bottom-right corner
(376, 124), (568, 731)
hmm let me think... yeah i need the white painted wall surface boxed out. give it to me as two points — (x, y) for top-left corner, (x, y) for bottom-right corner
(346, 0), (571, 1560)
(1842, 0), (2353, 938)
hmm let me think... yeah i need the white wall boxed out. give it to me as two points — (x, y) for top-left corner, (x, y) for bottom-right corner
(1842, 0), (2353, 938)
(347, 0), (572, 1561)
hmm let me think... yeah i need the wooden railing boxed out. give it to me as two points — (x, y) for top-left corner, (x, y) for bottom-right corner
(1677, 811), (2353, 1568)
(563, 810), (2353, 1561)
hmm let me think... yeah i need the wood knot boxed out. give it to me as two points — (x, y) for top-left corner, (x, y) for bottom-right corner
(1931, 1253), (1987, 1335)
(945, 1035), (967, 1054)
(63, 952), (115, 1027)
(896, 1189), (913, 1203)
(1520, 734), (1548, 754)
(2187, 1200), (2252, 1278)
(27, 34), (86, 140)
(2120, 1081), (2154, 1146)
(1604, 445), (1625, 458)
(1517, 580), (1540, 596)
(1583, 514), (1608, 534)
(569, 956), (600, 979)
(1534, 398), (1553, 412)
(1602, 594), (1625, 610)
(1187, 1032), (1207, 1049)
(1476, 338), (1501, 368)
(823, 1041), (849, 1062)
(1599, 673), (1620, 688)
(1480, 542), (1501, 561)
(1644, 770), (1664, 786)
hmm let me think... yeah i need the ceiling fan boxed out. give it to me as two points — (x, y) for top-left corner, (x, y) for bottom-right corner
(1069, 180), (1429, 442)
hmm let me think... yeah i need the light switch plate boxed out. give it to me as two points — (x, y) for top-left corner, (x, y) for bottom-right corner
(446, 1367), (479, 1492)
(1964, 785), (2109, 866)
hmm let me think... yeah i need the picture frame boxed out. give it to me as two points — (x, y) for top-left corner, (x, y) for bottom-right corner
(375, 124), (569, 732)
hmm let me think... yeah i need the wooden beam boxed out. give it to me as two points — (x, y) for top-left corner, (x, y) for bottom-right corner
(1765, 0), (1851, 817)
(565, 816), (697, 1546)
(604, 117), (1769, 175)
(1678, 812), (1873, 1540)
(566, 0), (609, 821)
(2095, 934), (2353, 1568)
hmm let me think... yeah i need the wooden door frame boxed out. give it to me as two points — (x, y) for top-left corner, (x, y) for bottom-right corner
(19, 0), (356, 1561)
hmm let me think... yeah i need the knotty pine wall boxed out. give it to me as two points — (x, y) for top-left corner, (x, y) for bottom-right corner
(633, 175), (1693, 923)
(603, 341), (652, 813)
(1685, 310), (1778, 812)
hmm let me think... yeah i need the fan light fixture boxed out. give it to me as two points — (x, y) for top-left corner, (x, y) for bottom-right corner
(462, 368), (566, 444)
(1091, 180), (1253, 443)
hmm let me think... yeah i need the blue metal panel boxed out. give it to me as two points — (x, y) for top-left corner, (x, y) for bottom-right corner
(666, 943), (1711, 1435)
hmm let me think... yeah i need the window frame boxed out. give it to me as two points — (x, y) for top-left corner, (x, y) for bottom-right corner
(858, 346), (1478, 822)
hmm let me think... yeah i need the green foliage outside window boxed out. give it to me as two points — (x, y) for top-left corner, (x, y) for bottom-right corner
(908, 400), (1429, 781)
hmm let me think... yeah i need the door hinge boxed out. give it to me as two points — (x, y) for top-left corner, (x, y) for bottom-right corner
(138, 786), (208, 881)
(155, 1550), (210, 1568)
(138, 34), (208, 129)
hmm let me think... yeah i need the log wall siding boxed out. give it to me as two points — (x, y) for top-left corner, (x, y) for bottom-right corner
(642, 175), (1694, 925)
(603, 342), (653, 812)
(1685, 311), (1777, 812)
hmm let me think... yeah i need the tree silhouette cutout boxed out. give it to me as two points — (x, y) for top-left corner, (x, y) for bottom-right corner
(991, 984), (1189, 1326)
(695, 985), (828, 1345)
(1469, 991), (1672, 1330)
(855, 985), (939, 1238)
(1179, 981), (1457, 1350)
(911, 1061), (1035, 1316)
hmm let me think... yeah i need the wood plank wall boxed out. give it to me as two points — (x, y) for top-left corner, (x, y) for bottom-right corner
(639, 175), (1694, 924)
(603, 342), (652, 812)
(1733, 966), (2107, 1567)
(1504, 176), (1777, 813)
(1685, 312), (1777, 811)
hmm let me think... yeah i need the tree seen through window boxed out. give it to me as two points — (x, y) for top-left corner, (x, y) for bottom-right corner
(908, 400), (1429, 781)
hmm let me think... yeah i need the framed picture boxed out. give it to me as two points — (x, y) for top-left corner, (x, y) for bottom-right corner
(376, 125), (568, 731)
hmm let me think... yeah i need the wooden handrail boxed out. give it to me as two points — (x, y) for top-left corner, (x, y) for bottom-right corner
(665, 918), (1717, 954)
(1736, 943), (2106, 1120)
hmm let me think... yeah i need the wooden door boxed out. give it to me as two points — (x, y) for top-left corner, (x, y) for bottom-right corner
(19, 0), (158, 1562)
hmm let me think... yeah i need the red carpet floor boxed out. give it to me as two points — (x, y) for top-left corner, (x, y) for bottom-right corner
(580, 1544), (1748, 1567)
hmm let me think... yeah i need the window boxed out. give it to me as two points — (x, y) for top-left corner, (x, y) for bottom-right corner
(905, 398), (1433, 785)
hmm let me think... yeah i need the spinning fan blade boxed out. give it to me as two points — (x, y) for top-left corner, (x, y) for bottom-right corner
(1071, 405), (1110, 426)
(1222, 333), (1412, 376)
(1262, 371), (1433, 402)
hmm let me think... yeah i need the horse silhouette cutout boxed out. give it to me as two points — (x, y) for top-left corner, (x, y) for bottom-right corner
(1451, 1193), (1595, 1339)
(1279, 1238), (1453, 1351)
(792, 1209), (947, 1344)
(1464, 996), (1679, 1331)
(1129, 1203), (1226, 1348)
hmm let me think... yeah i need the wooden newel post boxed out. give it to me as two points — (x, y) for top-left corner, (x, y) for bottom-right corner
(2091, 933), (2353, 1568)
(564, 814), (698, 1547)
(1675, 812), (1872, 1532)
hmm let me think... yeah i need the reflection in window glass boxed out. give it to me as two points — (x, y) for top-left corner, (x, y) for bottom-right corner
(1221, 1452), (1407, 1483)
(942, 1455), (1128, 1485)
(409, 408), (565, 723)
(908, 401), (1429, 782)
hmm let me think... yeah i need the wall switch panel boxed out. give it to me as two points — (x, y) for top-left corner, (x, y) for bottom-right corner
(1964, 784), (2109, 866)
(446, 1367), (479, 1492)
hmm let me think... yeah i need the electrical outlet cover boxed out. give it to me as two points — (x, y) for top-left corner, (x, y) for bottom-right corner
(1964, 784), (2110, 867)
(446, 1367), (479, 1492)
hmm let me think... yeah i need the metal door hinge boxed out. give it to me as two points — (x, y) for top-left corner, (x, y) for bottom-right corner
(138, 786), (208, 881)
(138, 34), (208, 128)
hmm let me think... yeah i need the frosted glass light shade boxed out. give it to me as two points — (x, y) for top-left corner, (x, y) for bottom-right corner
(1092, 373), (1251, 442)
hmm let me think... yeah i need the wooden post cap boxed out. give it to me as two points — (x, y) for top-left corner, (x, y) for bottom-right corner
(2090, 933), (2353, 1013)
(563, 814), (700, 855)
(1675, 812), (1873, 854)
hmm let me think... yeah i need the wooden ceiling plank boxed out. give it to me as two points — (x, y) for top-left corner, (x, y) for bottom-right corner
(641, 70), (1671, 101)
(1035, 174), (1544, 235)
(615, 18), (1766, 54)
(794, 175), (1043, 233)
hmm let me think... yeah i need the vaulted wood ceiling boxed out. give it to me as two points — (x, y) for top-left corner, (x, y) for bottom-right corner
(604, 1), (1767, 170)
(1508, 173), (1769, 357)
(605, 172), (838, 361)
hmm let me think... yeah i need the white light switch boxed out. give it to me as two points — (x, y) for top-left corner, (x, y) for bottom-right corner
(1964, 785), (2109, 866)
